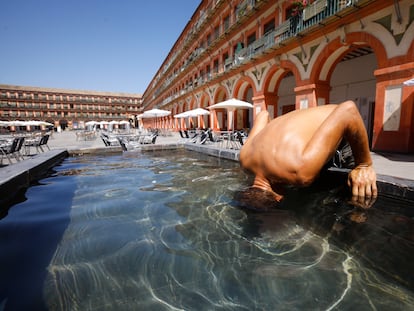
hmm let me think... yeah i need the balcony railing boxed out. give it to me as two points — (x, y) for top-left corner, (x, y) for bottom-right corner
(153, 0), (368, 107)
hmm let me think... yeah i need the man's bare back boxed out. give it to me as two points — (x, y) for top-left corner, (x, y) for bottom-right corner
(240, 101), (377, 206)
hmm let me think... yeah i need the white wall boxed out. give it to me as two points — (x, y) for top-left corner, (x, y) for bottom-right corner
(330, 53), (377, 104)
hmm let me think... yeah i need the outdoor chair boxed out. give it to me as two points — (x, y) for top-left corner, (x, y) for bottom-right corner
(189, 131), (200, 143)
(1, 137), (24, 165)
(141, 133), (158, 144)
(199, 130), (208, 144)
(14, 137), (26, 160)
(207, 129), (224, 145)
(25, 134), (50, 155)
(116, 137), (128, 151)
(40, 134), (50, 151)
(331, 140), (355, 169)
(100, 135), (110, 146)
(100, 133), (119, 146)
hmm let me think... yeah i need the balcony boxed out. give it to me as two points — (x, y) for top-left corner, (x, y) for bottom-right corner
(230, 0), (370, 65)
(153, 0), (372, 107)
(236, 0), (257, 20)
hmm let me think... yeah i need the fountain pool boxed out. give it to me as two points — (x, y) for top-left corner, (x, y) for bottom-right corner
(0, 149), (413, 310)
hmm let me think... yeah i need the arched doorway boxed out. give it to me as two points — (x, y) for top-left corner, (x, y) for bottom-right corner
(212, 87), (228, 130)
(234, 79), (254, 130)
(277, 71), (296, 116)
(329, 46), (377, 147)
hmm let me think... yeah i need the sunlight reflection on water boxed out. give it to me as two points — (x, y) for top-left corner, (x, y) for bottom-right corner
(2, 150), (413, 310)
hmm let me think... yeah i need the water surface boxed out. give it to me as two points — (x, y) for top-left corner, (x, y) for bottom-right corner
(0, 150), (413, 310)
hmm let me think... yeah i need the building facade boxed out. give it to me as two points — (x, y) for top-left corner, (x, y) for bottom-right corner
(0, 84), (142, 130)
(142, 0), (414, 153)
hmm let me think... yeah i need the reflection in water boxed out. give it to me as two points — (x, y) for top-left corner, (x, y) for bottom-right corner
(1, 150), (413, 310)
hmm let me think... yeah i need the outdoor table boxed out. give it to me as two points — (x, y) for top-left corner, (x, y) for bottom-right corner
(217, 131), (245, 150)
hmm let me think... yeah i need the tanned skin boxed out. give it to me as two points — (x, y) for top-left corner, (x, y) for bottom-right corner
(240, 101), (377, 207)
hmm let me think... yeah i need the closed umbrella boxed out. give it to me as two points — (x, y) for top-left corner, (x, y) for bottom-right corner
(208, 98), (253, 130)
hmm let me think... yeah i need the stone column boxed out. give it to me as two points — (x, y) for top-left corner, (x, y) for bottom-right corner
(294, 82), (330, 109)
(372, 62), (414, 152)
(252, 93), (278, 119)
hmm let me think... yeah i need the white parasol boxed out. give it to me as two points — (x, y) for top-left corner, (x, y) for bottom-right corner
(403, 78), (414, 86)
(208, 98), (253, 130)
(174, 108), (210, 118)
(5, 120), (27, 127)
(174, 111), (189, 118)
(142, 108), (171, 128)
(142, 108), (171, 118)
(185, 108), (210, 117)
(174, 108), (210, 129)
(0, 121), (10, 127)
(26, 120), (54, 127)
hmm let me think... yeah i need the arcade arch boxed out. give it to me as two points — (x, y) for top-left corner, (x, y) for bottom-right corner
(329, 48), (377, 146)
(211, 87), (228, 130)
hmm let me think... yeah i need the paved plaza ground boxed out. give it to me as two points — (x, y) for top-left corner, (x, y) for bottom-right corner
(47, 130), (414, 181)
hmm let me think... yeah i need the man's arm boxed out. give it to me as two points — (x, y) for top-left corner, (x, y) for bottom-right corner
(298, 101), (377, 198)
(340, 102), (377, 199)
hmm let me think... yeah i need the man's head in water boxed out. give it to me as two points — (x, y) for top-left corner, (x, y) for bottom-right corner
(234, 187), (282, 211)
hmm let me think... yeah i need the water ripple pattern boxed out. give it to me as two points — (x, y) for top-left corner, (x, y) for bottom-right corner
(42, 151), (414, 311)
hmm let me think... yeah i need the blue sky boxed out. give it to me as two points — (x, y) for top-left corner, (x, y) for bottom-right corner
(0, 1), (200, 94)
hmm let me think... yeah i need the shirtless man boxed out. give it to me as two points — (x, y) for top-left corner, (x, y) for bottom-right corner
(239, 100), (377, 208)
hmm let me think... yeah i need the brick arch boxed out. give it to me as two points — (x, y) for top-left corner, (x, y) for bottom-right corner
(213, 86), (228, 103)
(263, 59), (302, 93)
(187, 96), (196, 110)
(199, 91), (211, 108)
(210, 86), (229, 130)
(172, 103), (180, 115)
(310, 32), (388, 83)
(233, 76), (256, 99)
(176, 100), (186, 114)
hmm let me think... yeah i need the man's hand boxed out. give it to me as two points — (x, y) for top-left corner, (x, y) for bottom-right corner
(349, 195), (377, 209)
(347, 165), (377, 205)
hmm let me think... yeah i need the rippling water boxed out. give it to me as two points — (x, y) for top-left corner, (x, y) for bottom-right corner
(0, 150), (413, 310)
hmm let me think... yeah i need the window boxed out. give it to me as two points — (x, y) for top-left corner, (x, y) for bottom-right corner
(207, 33), (212, 46)
(223, 15), (230, 32)
(223, 52), (229, 62)
(234, 42), (244, 54)
(247, 33), (256, 46)
(264, 19), (275, 35)
(213, 59), (219, 73)
(214, 25), (220, 40)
